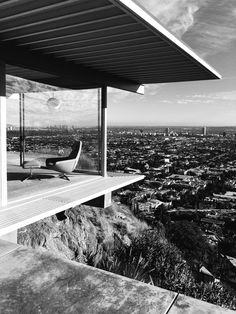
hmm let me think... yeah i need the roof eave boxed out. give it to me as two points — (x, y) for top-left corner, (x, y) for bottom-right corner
(0, 42), (144, 94)
(111, 0), (221, 80)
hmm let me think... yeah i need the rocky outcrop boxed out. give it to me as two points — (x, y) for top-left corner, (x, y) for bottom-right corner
(18, 202), (148, 266)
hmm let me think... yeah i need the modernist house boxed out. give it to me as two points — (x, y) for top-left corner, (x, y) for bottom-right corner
(0, 0), (221, 243)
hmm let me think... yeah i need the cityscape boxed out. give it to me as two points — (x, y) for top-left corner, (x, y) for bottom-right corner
(1, 0), (236, 312)
(7, 125), (236, 293)
(107, 126), (236, 290)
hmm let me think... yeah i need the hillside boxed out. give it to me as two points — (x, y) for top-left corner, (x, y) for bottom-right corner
(18, 200), (236, 310)
(18, 202), (148, 265)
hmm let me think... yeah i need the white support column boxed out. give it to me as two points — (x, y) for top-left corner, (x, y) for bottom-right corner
(101, 86), (107, 177)
(0, 60), (7, 207)
(0, 62), (17, 243)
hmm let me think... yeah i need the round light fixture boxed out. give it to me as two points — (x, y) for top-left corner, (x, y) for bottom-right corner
(46, 97), (60, 110)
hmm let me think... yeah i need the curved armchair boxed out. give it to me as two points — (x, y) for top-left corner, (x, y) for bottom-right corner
(46, 141), (82, 181)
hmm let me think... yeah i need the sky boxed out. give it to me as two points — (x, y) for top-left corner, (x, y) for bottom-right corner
(108, 0), (236, 127)
(6, 0), (236, 128)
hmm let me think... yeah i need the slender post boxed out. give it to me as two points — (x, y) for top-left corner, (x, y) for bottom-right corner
(22, 93), (25, 164)
(19, 93), (25, 166)
(0, 60), (7, 206)
(101, 86), (107, 177)
(19, 93), (23, 166)
(98, 88), (102, 173)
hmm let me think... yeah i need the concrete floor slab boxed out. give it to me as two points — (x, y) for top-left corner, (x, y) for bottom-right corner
(1, 174), (144, 237)
(0, 242), (176, 314)
(0, 239), (20, 257)
(7, 161), (101, 203)
(169, 294), (235, 314)
(3, 153), (144, 237)
(0, 241), (234, 314)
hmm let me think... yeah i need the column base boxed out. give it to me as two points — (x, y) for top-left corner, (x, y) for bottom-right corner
(83, 192), (112, 208)
(0, 230), (18, 243)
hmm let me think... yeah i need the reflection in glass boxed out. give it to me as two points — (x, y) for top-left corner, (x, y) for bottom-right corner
(7, 89), (102, 174)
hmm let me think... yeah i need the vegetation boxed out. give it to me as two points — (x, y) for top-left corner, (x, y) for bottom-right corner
(19, 202), (236, 310)
(167, 221), (209, 262)
(96, 228), (236, 310)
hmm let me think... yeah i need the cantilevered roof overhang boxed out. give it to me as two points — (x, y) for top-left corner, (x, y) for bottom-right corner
(0, 0), (221, 93)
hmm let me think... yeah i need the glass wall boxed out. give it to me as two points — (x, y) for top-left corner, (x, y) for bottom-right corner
(7, 93), (20, 166)
(7, 88), (102, 174)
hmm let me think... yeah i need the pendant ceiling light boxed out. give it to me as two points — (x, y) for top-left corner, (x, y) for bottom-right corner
(46, 94), (60, 110)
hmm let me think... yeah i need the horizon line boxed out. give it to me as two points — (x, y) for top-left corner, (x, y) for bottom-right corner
(107, 125), (236, 128)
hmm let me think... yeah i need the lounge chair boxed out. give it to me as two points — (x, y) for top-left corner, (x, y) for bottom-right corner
(46, 141), (82, 181)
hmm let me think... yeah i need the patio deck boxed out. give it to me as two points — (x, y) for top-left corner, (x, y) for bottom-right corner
(8, 162), (102, 203)
(1, 156), (144, 237)
(0, 239), (234, 314)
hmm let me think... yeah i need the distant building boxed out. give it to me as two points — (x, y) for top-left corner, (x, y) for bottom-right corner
(203, 126), (207, 136)
(124, 167), (141, 174)
(165, 127), (170, 136)
(7, 125), (13, 131)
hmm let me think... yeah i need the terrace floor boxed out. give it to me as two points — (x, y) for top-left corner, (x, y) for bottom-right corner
(7, 152), (104, 202)
(0, 154), (144, 237)
(0, 240), (234, 314)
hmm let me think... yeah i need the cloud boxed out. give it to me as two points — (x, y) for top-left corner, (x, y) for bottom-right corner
(161, 100), (173, 104)
(170, 90), (236, 107)
(108, 87), (132, 104)
(137, 0), (236, 57)
(137, 0), (204, 37)
(177, 98), (214, 105)
(192, 91), (236, 101)
(183, 1), (236, 56)
(145, 84), (164, 96)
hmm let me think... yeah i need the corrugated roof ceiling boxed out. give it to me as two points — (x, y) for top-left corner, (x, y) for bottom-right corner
(0, 0), (221, 93)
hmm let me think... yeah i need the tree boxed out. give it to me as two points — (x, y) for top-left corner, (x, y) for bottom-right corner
(166, 220), (209, 263)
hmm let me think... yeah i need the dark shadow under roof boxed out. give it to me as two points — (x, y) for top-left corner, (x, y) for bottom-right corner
(0, 0), (221, 93)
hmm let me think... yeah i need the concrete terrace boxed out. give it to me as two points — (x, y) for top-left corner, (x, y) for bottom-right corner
(0, 239), (234, 314)
(1, 156), (144, 237)
(7, 153), (102, 202)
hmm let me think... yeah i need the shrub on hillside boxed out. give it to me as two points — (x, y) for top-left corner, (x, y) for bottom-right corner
(98, 229), (195, 292)
(97, 229), (236, 310)
(166, 220), (209, 263)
